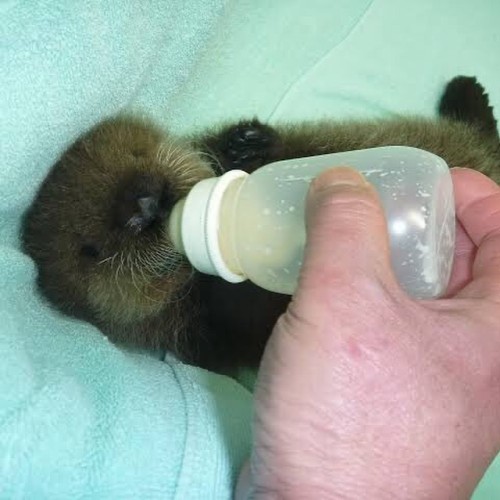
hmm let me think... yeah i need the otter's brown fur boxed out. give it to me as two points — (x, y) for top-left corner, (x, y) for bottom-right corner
(21, 76), (500, 371)
(22, 117), (216, 363)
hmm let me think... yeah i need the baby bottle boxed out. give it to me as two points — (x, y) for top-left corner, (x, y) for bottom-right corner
(168, 146), (455, 299)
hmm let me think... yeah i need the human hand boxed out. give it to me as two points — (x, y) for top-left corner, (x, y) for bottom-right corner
(238, 167), (500, 499)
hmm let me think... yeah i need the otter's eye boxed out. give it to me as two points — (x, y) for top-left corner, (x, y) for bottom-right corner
(80, 243), (100, 258)
(131, 149), (145, 158)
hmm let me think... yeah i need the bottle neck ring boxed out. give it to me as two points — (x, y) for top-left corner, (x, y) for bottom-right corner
(178, 169), (249, 282)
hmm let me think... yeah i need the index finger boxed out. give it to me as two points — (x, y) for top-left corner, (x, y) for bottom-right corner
(452, 167), (500, 294)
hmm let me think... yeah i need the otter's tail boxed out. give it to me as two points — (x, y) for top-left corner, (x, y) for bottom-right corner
(439, 76), (499, 143)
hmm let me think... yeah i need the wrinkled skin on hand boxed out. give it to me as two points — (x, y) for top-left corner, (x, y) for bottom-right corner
(243, 167), (500, 500)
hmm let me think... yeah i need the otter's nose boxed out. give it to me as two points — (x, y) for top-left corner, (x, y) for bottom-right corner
(125, 195), (160, 234)
(114, 174), (170, 234)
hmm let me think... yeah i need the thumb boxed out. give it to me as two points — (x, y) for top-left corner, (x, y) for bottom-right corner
(299, 167), (397, 296)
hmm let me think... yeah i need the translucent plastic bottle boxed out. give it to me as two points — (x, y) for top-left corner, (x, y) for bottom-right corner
(168, 146), (455, 299)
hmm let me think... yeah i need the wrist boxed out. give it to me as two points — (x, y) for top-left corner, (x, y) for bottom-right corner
(236, 447), (485, 500)
(236, 453), (344, 500)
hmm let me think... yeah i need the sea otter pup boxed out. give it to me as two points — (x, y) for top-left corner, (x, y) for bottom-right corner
(21, 76), (500, 372)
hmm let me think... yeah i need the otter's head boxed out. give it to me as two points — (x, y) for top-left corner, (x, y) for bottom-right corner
(22, 116), (214, 353)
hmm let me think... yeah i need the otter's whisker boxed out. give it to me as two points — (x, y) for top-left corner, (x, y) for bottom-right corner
(198, 150), (223, 175)
(164, 268), (196, 306)
(135, 247), (180, 283)
(112, 251), (127, 301)
(98, 252), (118, 266)
(129, 258), (163, 305)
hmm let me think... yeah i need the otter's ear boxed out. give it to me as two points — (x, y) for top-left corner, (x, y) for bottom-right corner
(80, 241), (101, 258)
(114, 173), (173, 234)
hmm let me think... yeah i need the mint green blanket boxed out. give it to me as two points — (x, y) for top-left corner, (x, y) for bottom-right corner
(1, 0), (499, 497)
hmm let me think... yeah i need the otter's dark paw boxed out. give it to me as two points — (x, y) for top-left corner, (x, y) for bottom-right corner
(209, 119), (283, 173)
(439, 76), (498, 139)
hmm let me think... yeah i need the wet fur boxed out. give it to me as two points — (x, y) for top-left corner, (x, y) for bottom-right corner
(22, 76), (500, 372)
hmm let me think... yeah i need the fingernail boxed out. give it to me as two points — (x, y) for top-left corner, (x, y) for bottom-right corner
(313, 166), (368, 190)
